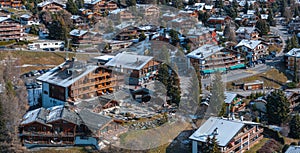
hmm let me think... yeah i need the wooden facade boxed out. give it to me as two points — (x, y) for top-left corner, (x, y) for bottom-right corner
(68, 67), (116, 102)
(38, 2), (65, 12)
(0, 0), (22, 8)
(0, 18), (24, 41)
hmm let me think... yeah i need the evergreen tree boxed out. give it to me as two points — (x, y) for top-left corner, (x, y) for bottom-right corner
(266, 90), (290, 125)
(157, 63), (169, 86)
(169, 29), (180, 46)
(66, 0), (78, 14)
(209, 72), (225, 116)
(255, 19), (270, 35)
(75, 0), (84, 8)
(289, 114), (300, 139)
(267, 10), (276, 26)
(126, 0), (136, 7)
(211, 135), (221, 153)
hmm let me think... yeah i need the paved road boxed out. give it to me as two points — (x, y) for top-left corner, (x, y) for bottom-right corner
(201, 64), (271, 87)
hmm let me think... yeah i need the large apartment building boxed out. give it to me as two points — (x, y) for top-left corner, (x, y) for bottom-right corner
(37, 58), (116, 108)
(0, 17), (24, 41)
(285, 48), (300, 80)
(189, 117), (263, 153)
(187, 44), (246, 75)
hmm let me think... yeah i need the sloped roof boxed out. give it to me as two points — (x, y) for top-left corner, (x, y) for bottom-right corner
(78, 109), (112, 134)
(187, 44), (224, 59)
(236, 26), (257, 34)
(105, 52), (153, 70)
(70, 29), (88, 37)
(21, 108), (48, 126)
(224, 92), (237, 104)
(37, 60), (99, 88)
(235, 39), (262, 50)
(189, 117), (260, 146)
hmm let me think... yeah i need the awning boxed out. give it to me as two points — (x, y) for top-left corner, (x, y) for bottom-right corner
(202, 69), (215, 74)
(201, 68), (226, 74)
(229, 64), (245, 70)
(215, 67), (226, 72)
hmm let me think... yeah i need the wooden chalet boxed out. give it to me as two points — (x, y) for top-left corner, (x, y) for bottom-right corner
(37, 1), (65, 12)
(105, 52), (160, 85)
(19, 106), (117, 149)
(36, 59), (116, 108)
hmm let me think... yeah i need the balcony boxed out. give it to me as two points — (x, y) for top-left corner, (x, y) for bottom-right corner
(21, 131), (75, 137)
(71, 78), (116, 90)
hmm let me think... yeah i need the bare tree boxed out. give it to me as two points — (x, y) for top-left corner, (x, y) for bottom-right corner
(0, 56), (28, 152)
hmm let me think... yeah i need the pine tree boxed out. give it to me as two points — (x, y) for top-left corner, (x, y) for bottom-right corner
(256, 19), (270, 35)
(289, 114), (300, 138)
(66, 0), (78, 15)
(266, 90), (290, 125)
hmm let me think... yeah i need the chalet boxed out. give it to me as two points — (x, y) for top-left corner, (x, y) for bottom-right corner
(19, 106), (117, 149)
(0, 17), (24, 41)
(20, 14), (40, 25)
(76, 96), (119, 113)
(285, 48), (300, 80)
(69, 29), (102, 44)
(285, 145), (300, 153)
(110, 9), (135, 21)
(235, 26), (260, 41)
(114, 25), (138, 40)
(162, 12), (178, 22)
(0, 0), (22, 9)
(243, 80), (264, 90)
(144, 5), (159, 17)
(204, 5), (214, 13)
(178, 10), (198, 19)
(37, 1), (65, 12)
(224, 92), (245, 115)
(169, 17), (198, 33)
(70, 15), (84, 26)
(103, 40), (133, 52)
(285, 90), (300, 109)
(187, 44), (246, 75)
(207, 16), (231, 31)
(189, 117), (264, 153)
(105, 52), (160, 85)
(36, 59), (116, 108)
(84, 0), (117, 13)
(235, 39), (268, 66)
(186, 27), (217, 47)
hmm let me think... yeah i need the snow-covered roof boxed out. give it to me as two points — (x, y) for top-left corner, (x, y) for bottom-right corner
(235, 39), (262, 50)
(204, 5), (213, 10)
(285, 48), (300, 58)
(224, 92), (237, 104)
(236, 26), (257, 34)
(20, 14), (32, 19)
(247, 10), (256, 15)
(187, 44), (224, 59)
(0, 17), (8, 22)
(105, 52), (153, 70)
(69, 29), (88, 37)
(70, 15), (81, 20)
(261, 14), (269, 20)
(84, 0), (102, 5)
(37, 0), (65, 8)
(285, 146), (300, 153)
(189, 117), (251, 146)
(37, 60), (99, 87)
